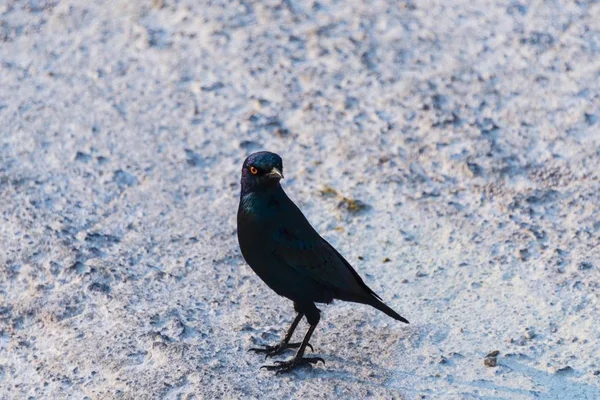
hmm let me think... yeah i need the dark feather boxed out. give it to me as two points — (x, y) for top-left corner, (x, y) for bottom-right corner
(237, 151), (409, 324)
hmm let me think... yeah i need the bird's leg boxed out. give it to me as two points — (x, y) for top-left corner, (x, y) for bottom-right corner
(249, 313), (313, 357)
(261, 322), (324, 374)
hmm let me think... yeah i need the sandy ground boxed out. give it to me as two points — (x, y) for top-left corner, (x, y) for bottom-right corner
(1, 0), (599, 399)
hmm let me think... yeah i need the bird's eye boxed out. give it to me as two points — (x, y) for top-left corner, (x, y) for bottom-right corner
(249, 166), (258, 175)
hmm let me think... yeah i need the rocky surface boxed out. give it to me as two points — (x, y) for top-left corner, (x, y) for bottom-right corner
(1, 0), (599, 398)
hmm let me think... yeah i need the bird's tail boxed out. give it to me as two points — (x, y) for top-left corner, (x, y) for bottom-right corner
(367, 296), (409, 324)
(341, 292), (409, 323)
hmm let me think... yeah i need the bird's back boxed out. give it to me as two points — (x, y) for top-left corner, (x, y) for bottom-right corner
(238, 185), (379, 305)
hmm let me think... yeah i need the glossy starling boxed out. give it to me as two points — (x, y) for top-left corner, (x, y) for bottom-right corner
(237, 151), (409, 373)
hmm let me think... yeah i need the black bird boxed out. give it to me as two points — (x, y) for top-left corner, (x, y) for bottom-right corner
(237, 151), (409, 373)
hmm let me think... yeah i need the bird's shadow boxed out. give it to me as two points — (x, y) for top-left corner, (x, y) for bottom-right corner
(265, 350), (600, 400)
(277, 353), (392, 386)
(255, 318), (415, 381)
(251, 321), (600, 399)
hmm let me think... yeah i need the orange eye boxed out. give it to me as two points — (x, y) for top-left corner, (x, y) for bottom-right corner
(249, 166), (258, 175)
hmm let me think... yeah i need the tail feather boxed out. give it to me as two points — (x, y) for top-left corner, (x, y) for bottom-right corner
(338, 291), (410, 323)
(370, 296), (410, 324)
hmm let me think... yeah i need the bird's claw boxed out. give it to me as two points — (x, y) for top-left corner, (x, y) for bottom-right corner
(249, 342), (314, 358)
(261, 356), (325, 374)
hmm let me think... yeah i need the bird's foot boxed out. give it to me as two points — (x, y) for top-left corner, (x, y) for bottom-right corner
(249, 341), (313, 358)
(261, 356), (325, 374)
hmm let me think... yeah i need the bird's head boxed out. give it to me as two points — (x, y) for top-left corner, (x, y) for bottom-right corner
(240, 151), (284, 194)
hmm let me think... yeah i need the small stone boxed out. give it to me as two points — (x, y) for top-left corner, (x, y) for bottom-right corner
(484, 350), (499, 367)
(484, 356), (497, 367)
(524, 327), (536, 340)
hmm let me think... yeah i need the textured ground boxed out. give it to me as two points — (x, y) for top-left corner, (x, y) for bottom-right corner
(1, 0), (599, 399)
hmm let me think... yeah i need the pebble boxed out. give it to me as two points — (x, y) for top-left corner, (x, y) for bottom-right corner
(484, 350), (499, 367)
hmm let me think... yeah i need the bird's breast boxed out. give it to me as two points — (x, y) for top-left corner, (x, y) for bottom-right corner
(237, 203), (274, 260)
(239, 192), (283, 219)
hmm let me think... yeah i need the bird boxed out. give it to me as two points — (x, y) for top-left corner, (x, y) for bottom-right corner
(237, 151), (409, 374)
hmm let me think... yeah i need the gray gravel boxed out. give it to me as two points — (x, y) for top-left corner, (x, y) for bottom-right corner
(1, 0), (599, 399)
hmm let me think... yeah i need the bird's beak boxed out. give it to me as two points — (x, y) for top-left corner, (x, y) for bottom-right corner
(267, 167), (284, 180)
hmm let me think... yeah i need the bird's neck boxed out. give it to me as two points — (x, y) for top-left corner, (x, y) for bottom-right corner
(240, 179), (283, 198)
(239, 184), (285, 217)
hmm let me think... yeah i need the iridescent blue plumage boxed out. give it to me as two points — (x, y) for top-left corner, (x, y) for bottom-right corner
(237, 151), (408, 373)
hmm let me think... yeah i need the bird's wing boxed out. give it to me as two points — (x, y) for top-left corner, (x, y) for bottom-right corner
(270, 224), (378, 300)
